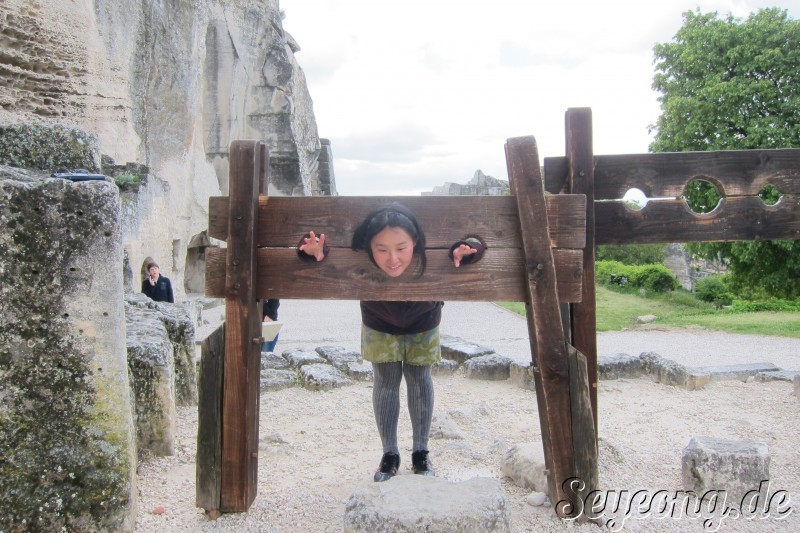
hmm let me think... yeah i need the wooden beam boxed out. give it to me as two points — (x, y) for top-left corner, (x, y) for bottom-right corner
(207, 194), (587, 249)
(568, 345), (598, 521)
(506, 135), (576, 516)
(596, 195), (800, 244)
(196, 323), (224, 518)
(565, 107), (598, 433)
(204, 247), (585, 303)
(220, 141), (264, 511)
(544, 148), (800, 199)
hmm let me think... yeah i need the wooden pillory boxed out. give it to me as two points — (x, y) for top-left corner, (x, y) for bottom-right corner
(197, 107), (800, 519)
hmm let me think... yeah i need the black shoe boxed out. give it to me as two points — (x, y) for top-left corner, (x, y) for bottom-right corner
(411, 450), (435, 476)
(373, 452), (400, 482)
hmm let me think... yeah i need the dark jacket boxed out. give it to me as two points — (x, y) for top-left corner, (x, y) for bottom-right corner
(142, 275), (174, 303)
(263, 299), (280, 321)
(360, 300), (442, 335)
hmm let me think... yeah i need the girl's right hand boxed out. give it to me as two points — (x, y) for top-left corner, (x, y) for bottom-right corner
(299, 231), (327, 262)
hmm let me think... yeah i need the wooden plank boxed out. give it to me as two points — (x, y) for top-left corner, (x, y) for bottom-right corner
(207, 195), (587, 249)
(220, 141), (263, 512)
(506, 135), (576, 516)
(565, 107), (599, 433)
(196, 323), (225, 518)
(205, 247), (585, 303)
(544, 149), (800, 200)
(595, 194), (800, 244)
(568, 345), (598, 520)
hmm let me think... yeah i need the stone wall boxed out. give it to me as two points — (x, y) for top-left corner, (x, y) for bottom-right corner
(663, 243), (693, 291)
(0, 0), (334, 299)
(0, 171), (136, 531)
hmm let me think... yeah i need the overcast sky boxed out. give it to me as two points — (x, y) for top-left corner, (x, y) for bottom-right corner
(279, 0), (799, 196)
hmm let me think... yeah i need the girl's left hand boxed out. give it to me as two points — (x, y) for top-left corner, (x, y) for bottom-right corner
(299, 231), (327, 262)
(452, 244), (477, 268)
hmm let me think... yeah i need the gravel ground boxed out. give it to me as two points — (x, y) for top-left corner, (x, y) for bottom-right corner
(137, 301), (800, 532)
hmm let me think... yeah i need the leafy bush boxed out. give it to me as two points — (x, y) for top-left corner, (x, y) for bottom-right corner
(630, 265), (679, 292)
(596, 261), (679, 293)
(113, 171), (142, 190)
(694, 275), (734, 308)
(596, 244), (666, 265)
(730, 298), (800, 313)
(596, 261), (632, 288)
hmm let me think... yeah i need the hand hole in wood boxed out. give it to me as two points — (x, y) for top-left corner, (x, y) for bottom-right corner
(621, 188), (649, 212)
(758, 184), (783, 206)
(682, 178), (723, 214)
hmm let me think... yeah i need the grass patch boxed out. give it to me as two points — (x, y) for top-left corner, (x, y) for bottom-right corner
(497, 286), (800, 338)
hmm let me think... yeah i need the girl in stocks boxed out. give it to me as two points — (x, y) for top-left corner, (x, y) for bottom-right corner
(297, 203), (485, 481)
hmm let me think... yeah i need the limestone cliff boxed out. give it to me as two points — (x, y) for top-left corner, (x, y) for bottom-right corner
(0, 0), (333, 297)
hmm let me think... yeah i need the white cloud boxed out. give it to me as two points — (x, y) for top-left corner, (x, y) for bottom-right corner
(280, 0), (799, 195)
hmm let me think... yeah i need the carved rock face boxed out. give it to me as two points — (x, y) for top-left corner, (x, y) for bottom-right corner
(0, 0), (334, 300)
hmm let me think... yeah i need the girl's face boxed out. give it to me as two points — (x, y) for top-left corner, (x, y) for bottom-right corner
(370, 226), (415, 277)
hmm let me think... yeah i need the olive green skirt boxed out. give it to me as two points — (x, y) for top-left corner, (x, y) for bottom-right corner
(361, 324), (441, 366)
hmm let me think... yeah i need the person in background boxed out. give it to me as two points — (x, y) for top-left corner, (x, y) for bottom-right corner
(262, 299), (280, 352)
(141, 261), (174, 303)
(297, 203), (485, 481)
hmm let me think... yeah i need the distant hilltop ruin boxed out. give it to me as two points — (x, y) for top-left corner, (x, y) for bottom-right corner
(422, 170), (509, 196)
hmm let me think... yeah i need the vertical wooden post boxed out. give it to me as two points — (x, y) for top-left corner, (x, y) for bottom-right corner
(565, 108), (598, 432)
(220, 141), (266, 511)
(506, 136), (576, 516)
(196, 323), (225, 517)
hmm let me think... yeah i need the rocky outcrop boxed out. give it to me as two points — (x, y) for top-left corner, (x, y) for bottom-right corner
(125, 293), (196, 406)
(124, 293), (196, 456)
(0, 0), (333, 299)
(344, 476), (512, 532)
(0, 175), (136, 531)
(423, 170), (509, 196)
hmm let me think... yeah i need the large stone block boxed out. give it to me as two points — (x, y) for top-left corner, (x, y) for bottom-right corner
(125, 307), (176, 456)
(682, 436), (770, 505)
(440, 335), (494, 364)
(598, 353), (644, 380)
(125, 293), (196, 406)
(344, 475), (512, 532)
(299, 363), (353, 391)
(463, 353), (512, 381)
(0, 177), (135, 531)
(509, 361), (535, 390)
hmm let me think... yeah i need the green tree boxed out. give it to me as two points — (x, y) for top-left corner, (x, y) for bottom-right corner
(649, 8), (800, 298)
(596, 244), (666, 265)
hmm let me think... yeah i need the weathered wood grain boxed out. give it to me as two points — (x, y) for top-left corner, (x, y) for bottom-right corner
(507, 135), (577, 516)
(208, 194), (586, 249)
(196, 323), (224, 516)
(565, 107), (599, 433)
(595, 195), (800, 244)
(204, 247), (584, 303)
(544, 148), (800, 199)
(220, 141), (263, 512)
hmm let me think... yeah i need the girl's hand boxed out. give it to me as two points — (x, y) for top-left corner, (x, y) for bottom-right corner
(451, 244), (477, 268)
(299, 231), (327, 262)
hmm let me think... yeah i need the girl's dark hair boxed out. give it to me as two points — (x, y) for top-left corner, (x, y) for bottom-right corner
(351, 202), (427, 276)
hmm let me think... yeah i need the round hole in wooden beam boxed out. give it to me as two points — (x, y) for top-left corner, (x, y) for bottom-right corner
(682, 178), (722, 214)
(758, 184), (783, 206)
(621, 188), (649, 211)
